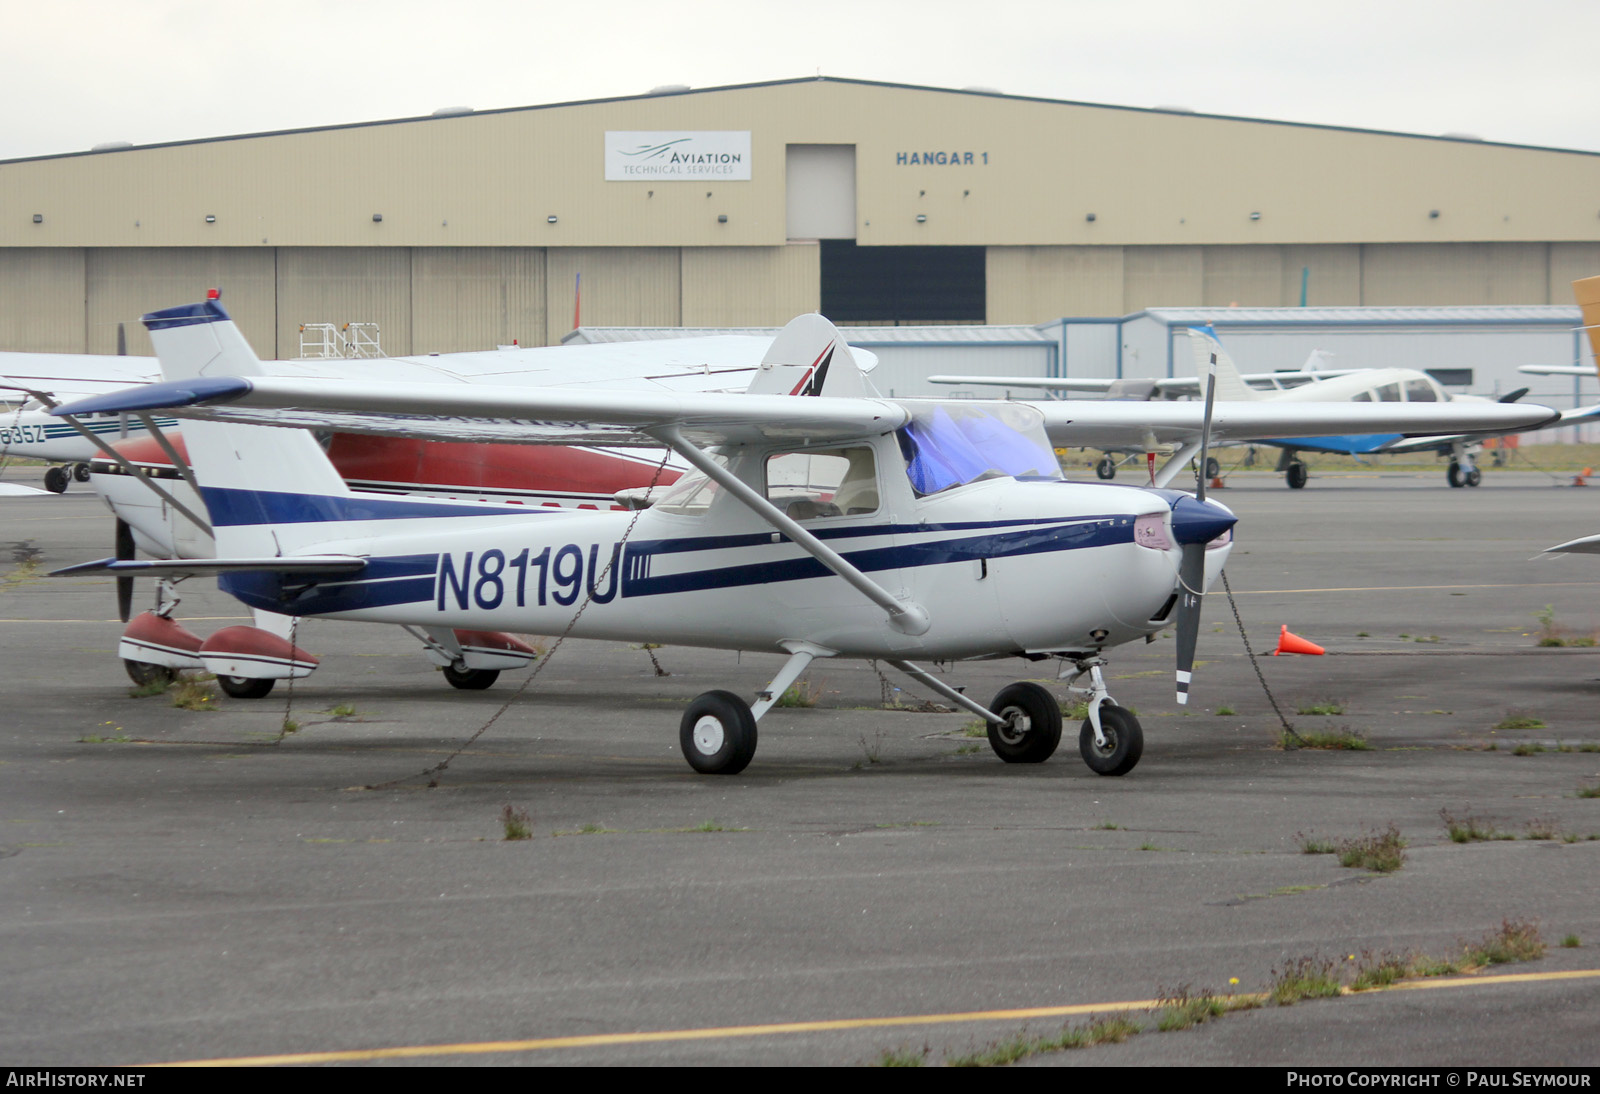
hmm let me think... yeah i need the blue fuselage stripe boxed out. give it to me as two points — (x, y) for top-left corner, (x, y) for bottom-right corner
(199, 486), (543, 526)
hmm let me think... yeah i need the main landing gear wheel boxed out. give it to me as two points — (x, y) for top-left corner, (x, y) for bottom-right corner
(679, 690), (758, 774)
(72, 462), (91, 482)
(217, 675), (275, 699)
(1095, 456), (1117, 480)
(1205, 456), (1221, 479)
(1466, 467), (1482, 487)
(1285, 461), (1309, 490)
(1079, 704), (1143, 776)
(1447, 461), (1464, 488)
(123, 660), (177, 687)
(986, 682), (1063, 764)
(43, 465), (69, 493)
(443, 665), (500, 690)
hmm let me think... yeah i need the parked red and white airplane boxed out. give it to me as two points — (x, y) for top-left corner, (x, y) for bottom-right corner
(52, 298), (1556, 775)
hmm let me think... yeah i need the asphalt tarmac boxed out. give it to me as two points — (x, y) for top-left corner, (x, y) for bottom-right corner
(3, 464), (1598, 1067)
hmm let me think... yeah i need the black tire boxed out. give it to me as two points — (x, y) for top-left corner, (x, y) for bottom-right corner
(1205, 456), (1221, 479)
(218, 675), (275, 699)
(1465, 467), (1482, 487)
(679, 690), (758, 774)
(123, 659), (176, 687)
(1079, 704), (1144, 776)
(43, 465), (69, 493)
(986, 682), (1063, 763)
(1285, 461), (1308, 490)
(443, 665), (499, 690)
(72, 462), (91, 482)
(1447, 461), (1464, 488)
(1095, 456), (1116, 480)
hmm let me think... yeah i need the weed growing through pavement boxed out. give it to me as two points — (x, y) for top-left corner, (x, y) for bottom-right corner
(281, 718), (299, 735)
(940, 1015), (1140, 1067)
(775, 679), (822, 708)
(1215, 705), (1236, 716)
(1094, 821), (1123, 830)
(1296, 701), (1346, 716)
(953, 742), (982, 755)
(961, 719), (988, 737)
(1269, 955), (1342, 1005)
(1282, 728), (1371, 750)
(1461, 919), (1545, 967)
(1561, 934), (1581, 948)
(127, 678), (172, 699)
(1576, 784), (1600, 799)
(1523, 817), (1559, 841)
(1495, 712), (1545, 731)
(874, 1044), (930, 1067)
(500, 805), (532, 841)
(328, 703), (357, 718)
(171, 676), (217, 711)
(857, 731), (886, 765)
(1440, 808), (1512, 843)
(1152, 984), (1254, 1031)
(1297, 832), (1336, 854)
(1335, 824), (1406, 872)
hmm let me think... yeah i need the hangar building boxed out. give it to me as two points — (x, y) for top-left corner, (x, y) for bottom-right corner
(2, 77), (1599, 359)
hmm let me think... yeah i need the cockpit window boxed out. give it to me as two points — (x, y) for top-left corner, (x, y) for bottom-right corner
(897, 403), (1062, 496)
(1404, 378), (1437, 402)
(1377, 383), (1402, 402)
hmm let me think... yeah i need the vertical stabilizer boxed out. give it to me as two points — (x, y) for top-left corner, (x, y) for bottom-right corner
(1573, 276), (1600, 380)
(144, 299), (352, 557)
(745, 314), (870, 398)
(1187, 326), (1261, 402)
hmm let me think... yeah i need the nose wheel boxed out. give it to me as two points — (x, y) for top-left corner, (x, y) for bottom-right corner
(1078, 704), (1143, 776)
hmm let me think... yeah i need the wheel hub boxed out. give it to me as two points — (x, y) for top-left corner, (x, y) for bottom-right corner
(997, 707), (1031, 744)
(692, 715), (725, 755)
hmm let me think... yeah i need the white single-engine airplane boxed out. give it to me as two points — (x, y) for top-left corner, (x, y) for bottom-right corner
(933, 326), (1600, 489)
(52, 298), (1556, 776)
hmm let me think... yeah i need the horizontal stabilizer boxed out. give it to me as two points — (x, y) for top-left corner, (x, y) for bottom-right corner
(52, 555), (367, 577)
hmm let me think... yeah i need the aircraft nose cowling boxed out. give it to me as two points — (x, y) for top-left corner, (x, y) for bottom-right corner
(1170, 495), (1237, 546)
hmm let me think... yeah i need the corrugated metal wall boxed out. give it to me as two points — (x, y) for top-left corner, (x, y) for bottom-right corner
(85, 248), (276, 355)
(411, 247), (546, 353)
(682, 244), (820, 327)
(0, 248), (84, 352)
(276, 247), (414, 357)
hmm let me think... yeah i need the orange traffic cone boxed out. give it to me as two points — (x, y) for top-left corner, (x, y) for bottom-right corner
(1272, 625), (1325, 656)
(1572, 467), (1592, 487)
(1209, 475), (1226, 490)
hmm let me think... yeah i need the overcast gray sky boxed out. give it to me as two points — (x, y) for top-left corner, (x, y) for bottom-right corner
(2, 0), (1596, 160)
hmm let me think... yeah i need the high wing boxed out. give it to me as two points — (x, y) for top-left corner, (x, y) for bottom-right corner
(59, 370), (1557, 452)
(1032, 400), (1558, 449)
(1519, 364), (1598, 379)
(57, 374), (910, 448)
(0, 353), (162, 402)
(927, 368), (1363, 397)
(1544, 534), (1600, 556)
(1363, 403), (1600, 455)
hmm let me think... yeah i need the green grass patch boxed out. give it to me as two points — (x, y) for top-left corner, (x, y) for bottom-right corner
(1336, 824), (1406, 873)
(1093, 821), (1123, 830)
(961, 719), (988, 738)
(1215, 705), (1236, 716)
(500, 804), (532, 841)
(1285, 728), (1371, 751)
(1269, 955), (1342, 1005)
(1495, 713), (1545, 731)
(1440, 808), (1511, 843)
(775, 679), (821, 708)
(127, 678), (172, 699)
(170, 678), (217, 712)
(1561, 934), (1581, 948)
(943, 1014), (1140, 1067)
(1298, 833), (1336, 854)
(327, 703), (357, 718)
(1296, 701), (1346, 716)
(874, 1045), (929, 1067)
(1461, 919), (1545, 968)
(1576, 784), (1600, 799)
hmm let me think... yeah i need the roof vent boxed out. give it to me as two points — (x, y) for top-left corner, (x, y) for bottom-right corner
(431, 105), (473, 117)
(91, 140), (133, 151)
(648, 83), (691, 95)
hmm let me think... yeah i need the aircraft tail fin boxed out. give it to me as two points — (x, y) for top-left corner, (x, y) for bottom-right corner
(143, 297), (523, 560)
(1573, 276), (1600, 380)
(1187, 326), (1262, 402)
(744, 314), (871, 398)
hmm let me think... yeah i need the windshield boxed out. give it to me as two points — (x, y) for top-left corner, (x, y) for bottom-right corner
(896, 403), (1062, 496)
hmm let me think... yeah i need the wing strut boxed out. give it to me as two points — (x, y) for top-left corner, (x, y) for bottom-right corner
(29, 388), (211, 534)
(650, 426), (931, 636)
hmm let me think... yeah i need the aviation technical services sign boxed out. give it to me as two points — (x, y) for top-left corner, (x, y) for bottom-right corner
(605, 132), (751, 180)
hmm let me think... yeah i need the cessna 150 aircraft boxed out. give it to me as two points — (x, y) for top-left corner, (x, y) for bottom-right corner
(52, 298), (1556, 776)
(932, 326), (1600, 489)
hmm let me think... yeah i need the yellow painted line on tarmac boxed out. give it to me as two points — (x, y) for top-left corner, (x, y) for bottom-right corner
(1230, 581), (1600, 595)
(152, 998), (1170, 1066)
(151, 968), (1600, 1066)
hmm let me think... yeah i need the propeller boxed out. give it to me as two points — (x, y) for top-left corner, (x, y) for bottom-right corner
(1171, 354), (1234, 705)
(115, 517), (135, 623)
